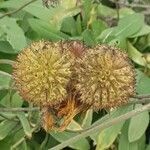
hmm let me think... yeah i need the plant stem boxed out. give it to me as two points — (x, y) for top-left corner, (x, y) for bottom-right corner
(129, 98), (150, 104)
(133, 94), (150, 99)
(11, 137), (25, 150)
(115, 0), (120, 22)
(0, 97), (150, 112)
(0, 107), (40, 112)
(50, 103), (150, 150)
(0, 0), (37, 19)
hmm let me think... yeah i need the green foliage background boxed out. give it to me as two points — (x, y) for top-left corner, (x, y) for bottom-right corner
(0, 0), (150, 149)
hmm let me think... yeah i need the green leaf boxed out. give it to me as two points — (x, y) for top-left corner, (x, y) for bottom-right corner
(0, 134), (12, 149)
(91, 20), (107, 39)
(0, 125), (24, 149)
(138, 135), (146, 150)
(127, 41), (149, 67)
(0, 93), (12, 107)
(61, 17), (78, 36)
(108, 37), (127, 49)
(81, 109), (93, 128)
(118, 121), (139, 150)
(11, 92), (23, 107)
(28, 18), (67, 40)
(91, 105), (132, 145)
(0, 92), (23, 107)
(82, 0), (92, 27)
(49, 6), (81, 30)
(17, 112), (32, 138)
(117, 7), (134, 18)
(97, 27), (115, 43)
(0, 17), (26, 51)
(12, 138), (27, 150)
(10, 129), (25, 149)
(82, 29), (95, 46)
(97, 4), (116, 18)
(44, 134), (59, 149)
(136, 69), (150, 94)
(60, 0), (77, 9)
(67, 120), (83, 131)
(146, 145), (150, 150)
(96, 120), (124, 150)
(0, 120), (17, 140)
(0, 112), (16, 121)
(99, 13), (144, 42)
(130, 24), (150, 38)
(0, 72), (11, 89)
(0, 41), (16, 54)
(113, 13), (144, 38)
(76, 15), (82, 35)
(128, 104), (149, 142)
(51, 131), (90, 150)
(98, 5), (134, 19)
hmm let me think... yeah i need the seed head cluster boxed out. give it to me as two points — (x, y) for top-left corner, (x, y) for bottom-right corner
(13, 40), (136, 131)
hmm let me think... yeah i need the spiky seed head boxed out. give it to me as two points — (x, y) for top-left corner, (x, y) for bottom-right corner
(13, 41), (72, 107)
(75, 45), (136, 109)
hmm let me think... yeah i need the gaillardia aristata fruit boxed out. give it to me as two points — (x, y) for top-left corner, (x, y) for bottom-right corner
(13, 41), (72, 107)
(75, 45), (135, 109)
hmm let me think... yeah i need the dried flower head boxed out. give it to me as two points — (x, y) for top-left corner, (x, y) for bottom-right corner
(42, 93), (89, 131)
(13, 41), (72, 107)
(75, 45), (135, 109)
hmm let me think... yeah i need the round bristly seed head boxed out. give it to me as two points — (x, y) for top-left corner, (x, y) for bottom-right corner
(13, 41), (72, 107)
(75, 45), (136, 109)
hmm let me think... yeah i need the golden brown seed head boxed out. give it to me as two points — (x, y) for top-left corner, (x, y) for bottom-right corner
(13, 41), (72, 107)
(75, 45), (136, 109)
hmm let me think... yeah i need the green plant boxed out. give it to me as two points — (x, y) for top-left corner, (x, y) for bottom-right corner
(0, 0), (150, 149)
